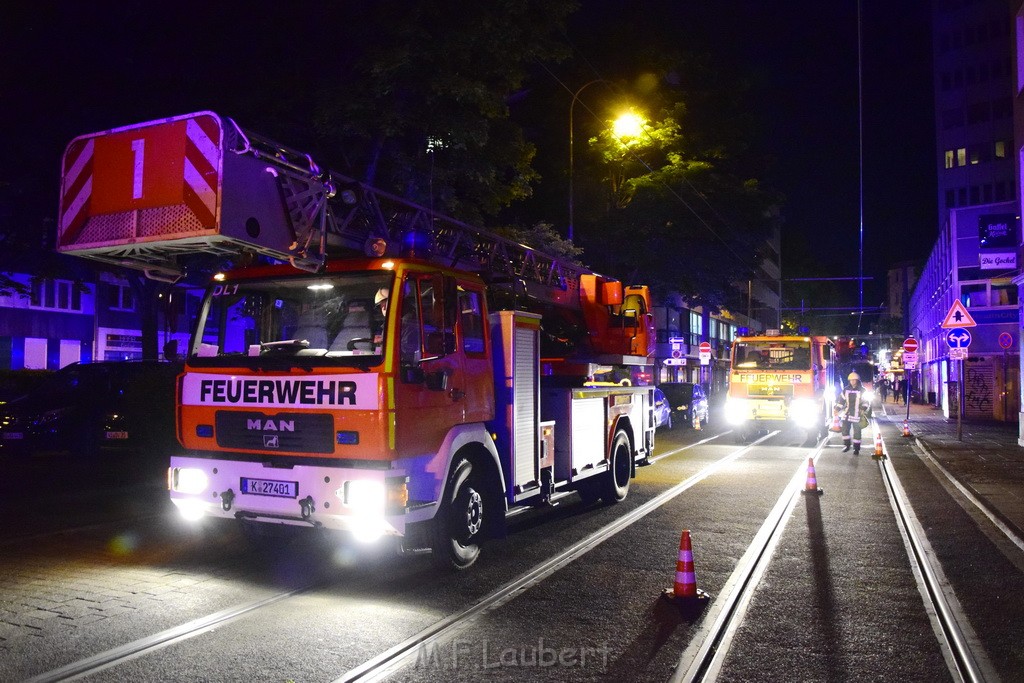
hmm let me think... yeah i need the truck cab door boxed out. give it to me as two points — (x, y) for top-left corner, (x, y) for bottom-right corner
(392, 272), (467, 458)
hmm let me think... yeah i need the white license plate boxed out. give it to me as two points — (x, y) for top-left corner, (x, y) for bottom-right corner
(2, 432), (24, 440)
(105, 431), (129, 440)
(240, 477), (299, 498)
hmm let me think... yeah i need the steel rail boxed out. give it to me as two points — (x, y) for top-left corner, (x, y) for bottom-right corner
(25, 580), (325, 683)
(23, 430), (761, 683)
(878, 445), (995, 683)
(910, 436), (1024, 554)
(670, 440), (828, 682)
(332, 432), (780, 683)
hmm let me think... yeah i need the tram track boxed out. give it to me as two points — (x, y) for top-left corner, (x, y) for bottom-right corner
(670, 437), (827, 682)
(24, 430), (773, 683)
(878, 432), (998, 682)
(671, 423), (1000, 683)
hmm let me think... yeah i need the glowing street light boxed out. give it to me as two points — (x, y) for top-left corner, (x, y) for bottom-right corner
(612, 112), (643, 140)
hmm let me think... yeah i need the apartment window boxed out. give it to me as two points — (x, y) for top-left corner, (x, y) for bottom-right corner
(983, 184), (993, 202)
(970, 186), (980, 204)
(110, 283), (135, 312)
(30, 279), (82, 312)
(996, 181), (1007, 200)
(942, 109), (965, 130)
(966, 101), (989, 123)
(957, 148), (967, 166)
(969, 148), (980, 165)
(958, 188), (968, 204)
(944, 150), (955, 169)
(993, 96), (1012, 119)
(961, 282), (988, 307)
(995, 140), (1006, 158)
(945, 189), (956, 208)
(992, 283), (1018, 306)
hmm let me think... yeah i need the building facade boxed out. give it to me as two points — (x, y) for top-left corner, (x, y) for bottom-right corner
(906, 0), (1021, 425)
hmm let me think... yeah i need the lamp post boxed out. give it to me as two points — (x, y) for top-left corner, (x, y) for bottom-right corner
(568, 79), (611, 243)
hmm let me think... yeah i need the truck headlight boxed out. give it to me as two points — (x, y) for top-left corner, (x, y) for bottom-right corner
(339, 480), (385, 514)
(170, 467), (209, 495)
(863, 389), (876, 403)
(724, 398), (748, 425)
(789, 399), (819, 429)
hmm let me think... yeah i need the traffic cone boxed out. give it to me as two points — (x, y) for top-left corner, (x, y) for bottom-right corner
(902, 420), (911, 437)
(829, 409), (842, 433)
(663, 529), (710, 604)
(802, 457), (824, 495)
(873, 429), (885, 460)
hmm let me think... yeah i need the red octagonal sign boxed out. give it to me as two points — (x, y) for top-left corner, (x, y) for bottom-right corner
(903, 337), (919, 353)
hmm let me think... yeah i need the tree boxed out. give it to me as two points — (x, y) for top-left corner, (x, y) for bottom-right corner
(312, 0), (577, 225)
(577, 59), (782, 312)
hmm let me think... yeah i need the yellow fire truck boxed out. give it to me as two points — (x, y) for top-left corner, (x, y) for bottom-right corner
(58, 111), (657, 569)
(723, 330), (837, 440)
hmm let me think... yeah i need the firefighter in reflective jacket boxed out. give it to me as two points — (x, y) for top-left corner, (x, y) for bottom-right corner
(837, 372), (872, 454)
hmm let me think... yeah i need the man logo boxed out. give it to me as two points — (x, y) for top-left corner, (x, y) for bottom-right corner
(264, 435), (280, 448)
(248, 419), (295, 431)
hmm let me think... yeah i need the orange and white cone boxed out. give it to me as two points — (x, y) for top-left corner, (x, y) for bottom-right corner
(902, 420), (911, 437)
(802, 457), (824, 495)
(663, 529), (710, 603)
(873, 429), (885, 460)
(829, 410), (842, 433)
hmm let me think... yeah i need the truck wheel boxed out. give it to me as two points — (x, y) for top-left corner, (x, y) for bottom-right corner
(432, 456), (487, 571)
(600, 430), (632, 503)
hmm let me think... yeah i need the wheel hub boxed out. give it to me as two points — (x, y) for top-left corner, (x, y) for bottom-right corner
(464, 489), (483, 536)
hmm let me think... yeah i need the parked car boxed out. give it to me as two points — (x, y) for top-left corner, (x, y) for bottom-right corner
(658, 382), (710, 429)
(653, 387), (673, 429)
(0, 360), (182, 457)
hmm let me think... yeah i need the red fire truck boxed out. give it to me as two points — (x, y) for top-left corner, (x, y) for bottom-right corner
(58, 111), (657, 569)
(723, 330), (838, 440)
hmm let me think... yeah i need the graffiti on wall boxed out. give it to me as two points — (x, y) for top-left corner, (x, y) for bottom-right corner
(964, 363), (993, 418)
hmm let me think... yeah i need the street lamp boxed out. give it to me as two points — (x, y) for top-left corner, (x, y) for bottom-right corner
(612, 111), (643, 139)
(569, 79), (611, 243)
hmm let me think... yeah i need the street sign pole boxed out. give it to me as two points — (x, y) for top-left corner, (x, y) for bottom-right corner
(902, 337), (917, 423)
(905, 368), (912, 422)
(958, 357), (963, 441)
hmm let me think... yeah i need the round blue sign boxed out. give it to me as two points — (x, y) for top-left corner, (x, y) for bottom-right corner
(945, 327), (972, 349)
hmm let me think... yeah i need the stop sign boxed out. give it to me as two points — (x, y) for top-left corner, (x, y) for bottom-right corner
(699, 341), (712, 353)
(903, 337), (918, 353)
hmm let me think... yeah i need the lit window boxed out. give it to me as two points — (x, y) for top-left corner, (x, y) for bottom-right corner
(957, 148), (967, 166)
(969, 149), (979, 165)
(944, 150), (955, 169)
(995, 140), (1006, 158)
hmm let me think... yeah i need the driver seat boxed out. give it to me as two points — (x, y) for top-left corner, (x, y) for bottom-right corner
(330, 299), (374, 354)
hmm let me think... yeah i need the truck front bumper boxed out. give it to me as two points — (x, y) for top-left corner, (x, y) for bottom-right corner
(168, 455), (411, 541)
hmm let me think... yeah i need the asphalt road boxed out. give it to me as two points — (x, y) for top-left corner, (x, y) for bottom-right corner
(0, 413), (1021, 682)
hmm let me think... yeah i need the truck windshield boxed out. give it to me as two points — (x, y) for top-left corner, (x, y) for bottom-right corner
(732, 340), (811, 371)
(189, 271), (394, 367)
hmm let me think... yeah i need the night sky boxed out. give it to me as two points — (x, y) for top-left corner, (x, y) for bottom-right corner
(2, 2), (934, 310)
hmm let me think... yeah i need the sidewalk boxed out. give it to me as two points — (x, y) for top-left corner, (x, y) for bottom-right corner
(876, 400), (1024, 540)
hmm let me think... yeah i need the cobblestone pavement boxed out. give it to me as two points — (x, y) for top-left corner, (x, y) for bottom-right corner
(877, 400), (1024, 537)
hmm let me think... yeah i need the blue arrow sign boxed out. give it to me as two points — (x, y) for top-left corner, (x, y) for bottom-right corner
(946, 327), (972, 349)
